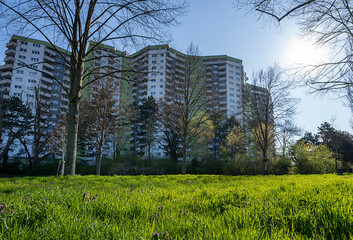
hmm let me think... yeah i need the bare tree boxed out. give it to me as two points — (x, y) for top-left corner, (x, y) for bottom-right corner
(31, 87), (60, 170)
(0, 0), (187, 175)
(48, 114), (67, 176)
(79, 78), (119, 175)
(277, 119), (301, 158)
(244, 64), (298, 172)
(163, 43), (213, 174)
(234, 0), (353, 96)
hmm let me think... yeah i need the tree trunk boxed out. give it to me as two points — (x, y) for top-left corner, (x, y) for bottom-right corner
(61, 142), (65, 176)
(65, 64), (83, 175)
(3, 148), (8, 167)
(182, 136), (187, 175)
(65, 99), (80, 175)
(95, 147), (102, 175)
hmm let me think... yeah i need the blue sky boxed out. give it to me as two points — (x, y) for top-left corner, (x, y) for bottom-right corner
(168, 0), (351, 135)
(0, 0), (350, 135)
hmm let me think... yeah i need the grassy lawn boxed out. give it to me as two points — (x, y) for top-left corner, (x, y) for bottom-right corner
(0, 174), (353, 239)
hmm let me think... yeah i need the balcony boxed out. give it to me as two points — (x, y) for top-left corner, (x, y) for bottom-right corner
(6, 41), (17, 49)
(0, 79), (12, 85)
(40, 76), (53, 85)
(39, 91), (51, 98)
(40, 84), (52, 91)
(2, 71), (13, 79)
(4, 56), (15, 64)
(3, 63), (14, 70)
(219, 88), (227, 93)
(5, 49), (16, 56)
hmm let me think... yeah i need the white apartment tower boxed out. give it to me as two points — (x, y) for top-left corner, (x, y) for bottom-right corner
(0, 35), (70, 158)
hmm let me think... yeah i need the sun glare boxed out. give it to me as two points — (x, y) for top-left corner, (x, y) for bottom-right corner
(285, 38), (330, 67)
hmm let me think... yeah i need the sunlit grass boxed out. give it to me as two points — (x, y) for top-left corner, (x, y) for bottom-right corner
(0, 174), (352, 239)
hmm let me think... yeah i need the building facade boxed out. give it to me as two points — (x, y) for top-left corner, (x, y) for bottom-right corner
(0, 35), (70, 159)
(0, 36), (246, 162)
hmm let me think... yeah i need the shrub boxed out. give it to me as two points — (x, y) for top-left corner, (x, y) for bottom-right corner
(270, 156), (292, 175)
(291, 142), (336, 174)
(223, 155), (262, 175)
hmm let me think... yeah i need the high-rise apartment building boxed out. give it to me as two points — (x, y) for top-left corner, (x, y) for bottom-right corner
(0, 36), (246, 161)
(0, 35), (70, 158)
(129, 45), (245, 158)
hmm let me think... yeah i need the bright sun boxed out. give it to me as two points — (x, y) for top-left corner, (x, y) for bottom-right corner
(285, 38), (330, 66)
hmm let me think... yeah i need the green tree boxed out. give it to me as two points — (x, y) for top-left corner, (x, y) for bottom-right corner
(212, 115), (239, 159)
(0, 96), (33, 169)
(221, 123), (247, 161)
(136, 96), (159, 161)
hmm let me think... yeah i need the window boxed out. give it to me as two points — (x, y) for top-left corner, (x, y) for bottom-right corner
(16, 70), (24, 74)
(29, 72), (37, 76)
(15, 77), (23, 81)
(31, 57), (39, 62)
(17, 62), (25, 67)
(151, 79), (156, 82)
(230, 88), (234, 91)
(52, 100), (59, 104)
(151, 85), (156, 89)
(26, 94), (34, 98)
(32, 50), (40, 55)
(229, 99), (235, 103)
(159, 91), (163, 94)
(151, 92), (155, 95)
(50, 107), (58, 111)
(229, 71), (233, 74)
(229, 93), (234, 97)
(160, 60), (164, 63)
(230, 105), (235, 109)
(20, 48), (27, 52)
(27, 86), (34, 90)
(151, 54), (157, 57)
(236, 72), (240, 76)
(30, 65), (38, 69)
(229, 82), (234, 85)
(53, 86), (60, 90)
(33, 43), (41, 47)
(13, 93), (21, 97)
(21, 41), (28, 45)
(152, 60), (157, 64)
(19, 55), (26, 59)
(160, 85), (164, 88)
(14, 85), (22, 89)
(160, 72), (163, 75)
(237, 89), (241, 92)
(237, 95), (241, 98)
(236, 83), (240, 86)
(160, 54), (164, 57)
(152, 67), (157, 70)
(229, 76), (234, 79)
(28, 79), (37, 83)
(52, 93), (59, 97)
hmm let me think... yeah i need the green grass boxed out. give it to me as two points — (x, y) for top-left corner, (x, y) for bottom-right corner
(0, 174), (353, 239)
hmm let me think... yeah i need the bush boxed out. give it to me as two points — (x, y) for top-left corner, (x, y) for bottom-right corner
(291, 143), (336, 174)
(223, 156), (262, 175)
(270, 157), (292, 175)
